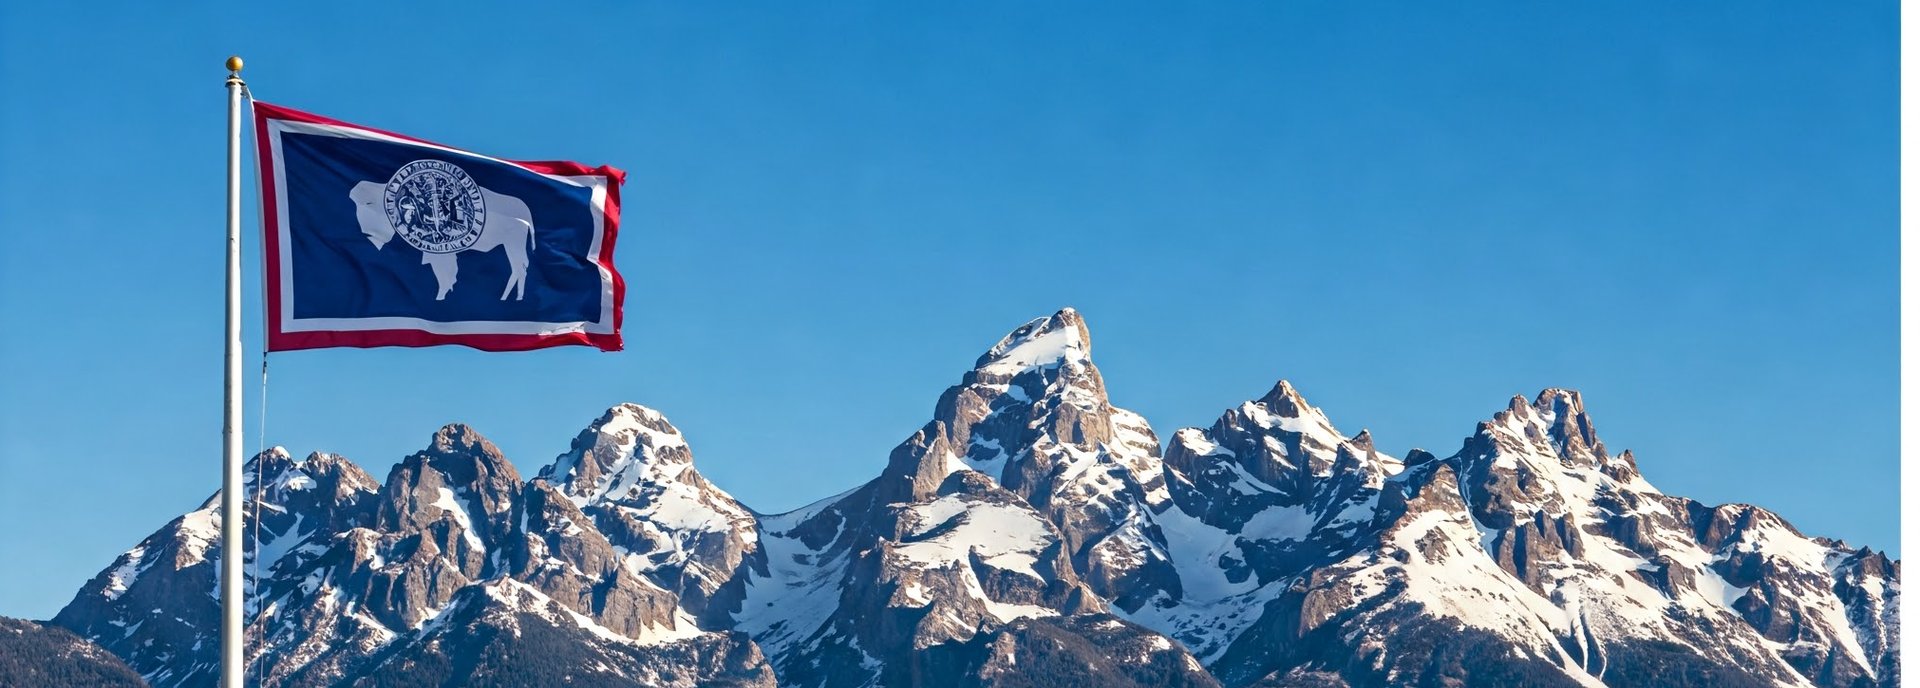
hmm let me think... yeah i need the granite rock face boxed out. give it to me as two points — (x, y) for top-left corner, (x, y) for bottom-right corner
(54, 309), (1896, 688)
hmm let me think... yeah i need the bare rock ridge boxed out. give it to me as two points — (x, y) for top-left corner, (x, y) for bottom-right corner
(48, 308), (1897, 688)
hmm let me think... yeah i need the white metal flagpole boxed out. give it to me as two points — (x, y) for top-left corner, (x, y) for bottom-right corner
(221, 54), (247, 688)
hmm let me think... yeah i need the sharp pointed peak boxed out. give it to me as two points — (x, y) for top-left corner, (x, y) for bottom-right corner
(973, 307), (1093, 376)
(1494, 388), (1591, 421)
(231, 448), (301, 495)
(1035, 306), (1083, 325)
(1533, 387), (1603, 451)
(1471, 387), (1613, 469)
(220, 448), (377, 509)
(1352, 428), (1375, 449)
(540, 402), (695, 490)
(1264, 378), (1301, 398)
(409, 422), (520, 483)
(1255, 378), (1313, 417)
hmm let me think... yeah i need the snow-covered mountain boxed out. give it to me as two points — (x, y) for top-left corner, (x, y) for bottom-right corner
(49, 309), (1897, 687)
(53, 427), (772, 687)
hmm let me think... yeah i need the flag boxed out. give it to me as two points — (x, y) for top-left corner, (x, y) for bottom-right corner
(252, 102), (625, 352)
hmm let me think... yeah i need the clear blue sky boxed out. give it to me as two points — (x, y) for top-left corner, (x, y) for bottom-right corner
(0, 2), (1895, 620)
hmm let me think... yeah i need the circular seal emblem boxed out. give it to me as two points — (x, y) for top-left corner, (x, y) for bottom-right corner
(382, 159), (487, 254)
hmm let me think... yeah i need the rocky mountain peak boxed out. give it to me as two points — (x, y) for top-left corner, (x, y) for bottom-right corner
(232, 450), (384, 559)
(252, 445), (296, 473)
(229, 449), (382, 513)
(533, 404), (759, 627)
(1254, 379), (1312, 418)
(1467, 388), (1615, 472)
(1453, 388), (1625, 530)
(861, 309), (1184, 624)
(972, 307), (1092, 379)
(1238, 379), (1343, 446)
(416, 423), (523, 489)
(1166, 379), (1381, 506)
(193, 448), (339, 506)
(900, 308), (1128, 498)
(539, 402), (699, 504)
(1402, 447), (1439, 467)
(295, 451), (382, 502)
(1532, 388), (1606, 459)
(371, 425), (524, 583)
(196, 448), (285, 505)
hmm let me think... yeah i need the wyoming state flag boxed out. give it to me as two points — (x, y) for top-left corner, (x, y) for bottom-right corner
(253, 102), (625, 352)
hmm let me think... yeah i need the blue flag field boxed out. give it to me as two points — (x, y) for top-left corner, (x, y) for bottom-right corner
(254, 102), (625, 352)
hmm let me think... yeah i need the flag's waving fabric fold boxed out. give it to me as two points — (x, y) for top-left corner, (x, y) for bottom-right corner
(253, 101), (625, 352)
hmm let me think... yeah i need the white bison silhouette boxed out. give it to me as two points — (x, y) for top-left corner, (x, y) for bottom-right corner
(349, 180), (537, 301)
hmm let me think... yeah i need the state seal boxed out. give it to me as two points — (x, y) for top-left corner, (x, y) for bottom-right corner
(383, 159), (487, 254)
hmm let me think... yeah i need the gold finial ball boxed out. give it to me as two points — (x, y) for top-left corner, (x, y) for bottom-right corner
(225, 56), (244, 73)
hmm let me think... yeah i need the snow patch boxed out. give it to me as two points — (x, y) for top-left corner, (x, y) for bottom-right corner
(430, 487), (486, 554)
(1240, 504), (1317, 542)
(977, 317), (1085, 376)
(103, 546), (150, 601)
(894, 497), (1054, 580)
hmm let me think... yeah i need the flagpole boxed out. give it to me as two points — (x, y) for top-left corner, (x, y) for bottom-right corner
(221, 55), (247, 688)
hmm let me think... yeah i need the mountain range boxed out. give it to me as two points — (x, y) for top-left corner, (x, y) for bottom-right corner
(38, 308), (1899, 687)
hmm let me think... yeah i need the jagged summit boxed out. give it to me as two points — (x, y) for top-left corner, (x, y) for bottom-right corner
(1469, 387), (1619, 473)
(539, 402), (694, 497)
(387, 423), (522, 502)
(902, 308), (1131, 497)
(191, 448), (381, 539)
(1532, 387), (1607, 458)
(1253, 379), (1311, 416)
(973, 307), (1092, 378)
(1236, 378), (1349, 451)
